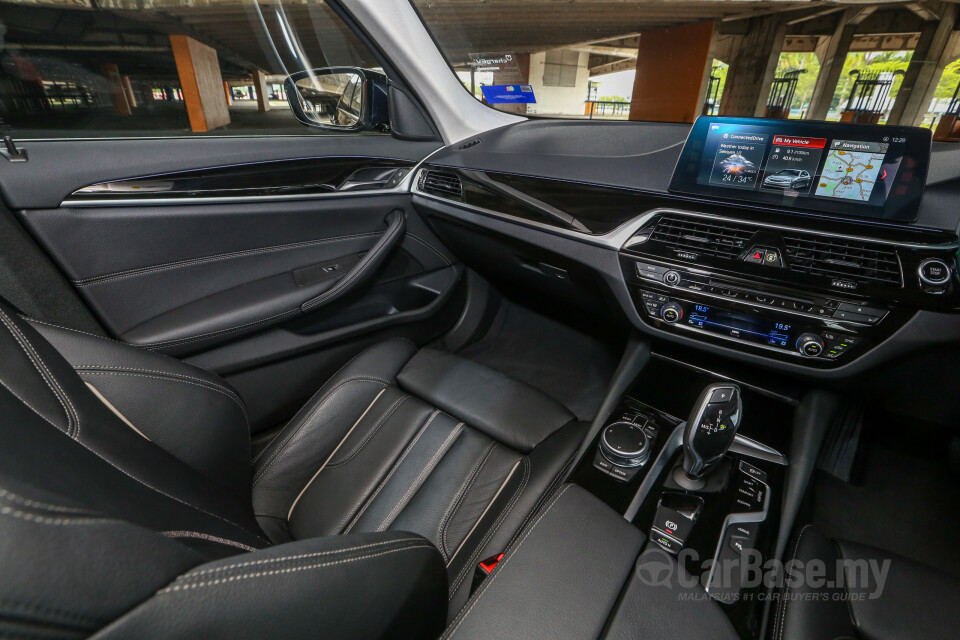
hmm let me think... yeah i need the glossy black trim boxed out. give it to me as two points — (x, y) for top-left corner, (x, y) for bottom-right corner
(67, 156), (417, 201)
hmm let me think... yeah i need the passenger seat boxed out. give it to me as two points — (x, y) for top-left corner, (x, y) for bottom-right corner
(0, 299), (585, 636)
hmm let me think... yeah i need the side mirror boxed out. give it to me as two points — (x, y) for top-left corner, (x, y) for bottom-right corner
(284, 67), (390, 132)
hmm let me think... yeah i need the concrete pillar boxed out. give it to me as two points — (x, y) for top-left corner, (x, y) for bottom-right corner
(253, 69), (271, 112)
(718, 15), (787, 118)
(628, 21), (715, 123)
(887, 3), (959, 126)
(170, 34), (231, 132)
(805, 9), (860, 121)
(120, 76), (137, 109)
(101, 64), (132, 116)
(223, 80), (233, 105)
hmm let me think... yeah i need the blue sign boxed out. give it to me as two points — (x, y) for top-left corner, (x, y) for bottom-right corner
(481, 84), (536, 104)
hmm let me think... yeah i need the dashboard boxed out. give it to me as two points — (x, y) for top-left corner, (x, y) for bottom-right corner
(410, 117), (960, 380)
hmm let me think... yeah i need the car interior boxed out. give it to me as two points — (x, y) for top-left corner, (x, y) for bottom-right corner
(1, 0), (959, 639)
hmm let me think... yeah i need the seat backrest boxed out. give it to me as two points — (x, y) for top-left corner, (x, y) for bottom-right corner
(0, 300), (266, 550)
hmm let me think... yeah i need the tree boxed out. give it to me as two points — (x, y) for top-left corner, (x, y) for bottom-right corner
(933, 58), (960, 102)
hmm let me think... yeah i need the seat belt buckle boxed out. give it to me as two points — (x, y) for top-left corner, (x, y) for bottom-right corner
(471, 552), (505, 593)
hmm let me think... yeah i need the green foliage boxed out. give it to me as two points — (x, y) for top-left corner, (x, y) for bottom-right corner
(830, 51), (913, 113)
(933, 58), (960, 101)
(775, 52), (820, 116)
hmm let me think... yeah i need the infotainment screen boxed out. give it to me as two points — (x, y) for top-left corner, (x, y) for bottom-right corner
(669, 117), (931, 222)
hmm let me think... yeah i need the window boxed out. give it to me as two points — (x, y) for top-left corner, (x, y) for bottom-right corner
(411, 0), (960, 139)
(543, 50), (580, 88)
(0, 0), (384, 138)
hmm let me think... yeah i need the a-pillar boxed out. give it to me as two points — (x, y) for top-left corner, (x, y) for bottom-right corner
(101, 64), (132, 116)
(253, 69), (271, 112)
(717, 15), (787, 118)
(628, 21), (715, 123)
(805, 9), (861, 121)
(887, 3), (960, 126)
(170, 34), (231, 132)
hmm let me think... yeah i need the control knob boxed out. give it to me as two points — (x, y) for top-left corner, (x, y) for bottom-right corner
(600, 421), (651, 468)
(660, 302), (683, 324)
(796, 333), (825, 357)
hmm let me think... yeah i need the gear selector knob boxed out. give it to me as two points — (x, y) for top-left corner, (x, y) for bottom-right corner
(676, 383), (742, 488)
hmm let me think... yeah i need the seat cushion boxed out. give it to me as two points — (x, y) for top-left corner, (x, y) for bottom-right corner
(775, 524), (960, 640)
(251, 339), (585, 593)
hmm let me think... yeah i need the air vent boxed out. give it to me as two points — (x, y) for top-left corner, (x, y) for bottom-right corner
(783, 233), (901, 287)
(648, 215), (755, 260)
(418, 170), (463, 201)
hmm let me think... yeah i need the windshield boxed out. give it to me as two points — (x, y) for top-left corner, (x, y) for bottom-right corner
(411, 1), (960, 140)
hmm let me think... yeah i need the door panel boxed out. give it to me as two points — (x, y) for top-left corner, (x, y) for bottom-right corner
(20, 195), (455, 355)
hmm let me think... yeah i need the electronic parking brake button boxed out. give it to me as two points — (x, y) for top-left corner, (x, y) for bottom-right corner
(650, 493), (703, 554)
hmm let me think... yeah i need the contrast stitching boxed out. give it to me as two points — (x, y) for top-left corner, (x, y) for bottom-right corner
(73, 232), (382, 286)
(0, 488), (89, 514)
(23, 317), (105, 340)
(0, 309), (78, 437)
(448, 457), (530, 597)
(285, 388), (388, 521)
(0, 377), (62, 431)
(160, 531), (259, 553)
(344, 409), (441, 533)
(325, 395), (411, 468)
(182, 539), (409, 578)
(505, 448), (577, 551)
(77, 370), (249, 425)
(0, 503), (104, 526)
(159, 544), (433, 593)
(73, 365), (239, 400)
(439, 442), (499, 559)
(775, 524), (813, 640)
(252, 377), (390, 485)
(444, 485), (573, 638)
(375, 422), (465, 532)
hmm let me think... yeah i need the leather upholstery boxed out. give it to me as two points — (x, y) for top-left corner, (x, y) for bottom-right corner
(27, 317), (252, 499)
(441, 484), (645, 640)
(775, 524), (960, 640)
(0, 296), (585, 636)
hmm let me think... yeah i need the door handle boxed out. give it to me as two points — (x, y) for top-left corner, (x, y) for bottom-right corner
(301, 209), (406, 312)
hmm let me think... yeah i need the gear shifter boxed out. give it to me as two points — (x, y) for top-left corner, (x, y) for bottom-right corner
(673, 383), (743, 490)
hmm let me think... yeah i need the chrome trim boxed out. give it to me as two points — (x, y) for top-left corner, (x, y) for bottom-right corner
(623, 423), (685, 522)
(730, 435), (788, 466)
(918, 257), (952, 286)
(705, 473), (770, 598)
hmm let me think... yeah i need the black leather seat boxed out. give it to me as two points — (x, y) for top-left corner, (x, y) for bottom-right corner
(0, 299), (585, 637)
(774, 524), (960, 640)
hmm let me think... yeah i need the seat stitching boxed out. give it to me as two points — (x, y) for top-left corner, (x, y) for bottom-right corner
(252, 377), (389, 485)
(159, 544), (435, 593)
(23, 316), (105, 340)
(775, 524), (813, 640)
(160, 531), (259, 553)
(448, 457), (530, 597)
(73, 232), (382, 286)
(0, 378), (63, 431)
(0, 309), (78, 437)
(0, 488), (90, 514)
(440, 441), (499, 559)
(443, 485), (573, 638)
(251, 335), (416, 465)
(73, 364), (240, 400)
(505, 447), (578, 551)
(375, 422), (465, 532)
(182, 538), (412, 578)
(343, 409), (441, 533)
(0, 503), (106, 526)
(325, 395), (411, 468)
(77, 370), (249, 425)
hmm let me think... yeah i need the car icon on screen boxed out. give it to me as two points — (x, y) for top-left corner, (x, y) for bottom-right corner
(762, 169), (811, 190)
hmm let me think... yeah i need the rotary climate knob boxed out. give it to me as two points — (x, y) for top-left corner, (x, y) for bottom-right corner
(600, 421), (651, 468)
(796, 333), (825, 357)
(660, 302), (683, 324)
